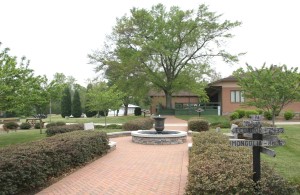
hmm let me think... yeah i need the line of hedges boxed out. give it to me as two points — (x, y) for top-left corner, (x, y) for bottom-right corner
(0, 131), (110, 195)
(45, 124), (84, 136)
(186, 132), (295, 194)
(122, 117), (154, 131)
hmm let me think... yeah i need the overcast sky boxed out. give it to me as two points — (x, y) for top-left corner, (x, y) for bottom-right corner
(1, 0), (299, 86)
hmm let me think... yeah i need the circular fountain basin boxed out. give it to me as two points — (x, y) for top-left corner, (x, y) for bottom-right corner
(131, 130), (187, 145)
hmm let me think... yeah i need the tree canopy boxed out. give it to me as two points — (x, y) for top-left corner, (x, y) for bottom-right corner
(89, 4), (241, 109)
(234, 64), (300, 124)
(0, 44), (48, 115)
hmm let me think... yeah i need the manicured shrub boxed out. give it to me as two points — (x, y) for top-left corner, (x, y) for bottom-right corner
(3, 122), (19, 129)
(185, 132), (295, 194)
(34, 122), (44, 129)
(45, 121), (66, 128)
(0, 131), (110, 195)
(95, 124), (122, 129)
(210, 121), (231, 128)
(230, 112), (239, 120)
(284, 110), (295, 120)
(235, 109), (245, 118)
(134, 107), (142, 116)
(45, 124), (84, 136)
(122, 118), (154, 131)
(256, 109), (264, 115)
(188, 119), (209, 132)
(245, 110), (259, 118)
(20, 122), (31, 130)
(264, 111), (272, 120)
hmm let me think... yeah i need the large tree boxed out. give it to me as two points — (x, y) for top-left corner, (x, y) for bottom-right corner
(0, 44), (48, 116)
(89, 4), (241, 109)
(234, 64), (300, 125)
(86, 83), (124, 126)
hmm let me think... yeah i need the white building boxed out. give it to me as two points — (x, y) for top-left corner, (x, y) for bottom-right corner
(107, 104), (140, 116)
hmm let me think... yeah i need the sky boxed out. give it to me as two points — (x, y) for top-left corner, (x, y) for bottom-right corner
(1, 0), (300, 86)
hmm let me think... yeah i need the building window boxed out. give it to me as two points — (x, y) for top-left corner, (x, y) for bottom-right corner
(231, 91), (244, 103)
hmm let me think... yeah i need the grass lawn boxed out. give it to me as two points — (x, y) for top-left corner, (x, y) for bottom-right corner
(29, 114), (143, 124)
(261, 125), (300, 187)
(176, 114), (230, 124)
(0, 129), (46, 148)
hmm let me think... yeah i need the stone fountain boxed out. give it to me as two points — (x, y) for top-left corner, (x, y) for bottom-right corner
(131, 115), (187, 145)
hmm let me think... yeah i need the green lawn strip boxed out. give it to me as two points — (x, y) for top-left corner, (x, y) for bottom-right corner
(0, 129), (46, 148)
(34, 115), (142, 124)
(261, 125), (300, 186)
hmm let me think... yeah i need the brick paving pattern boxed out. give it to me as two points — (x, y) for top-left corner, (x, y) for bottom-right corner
(37, 116), (189, 195)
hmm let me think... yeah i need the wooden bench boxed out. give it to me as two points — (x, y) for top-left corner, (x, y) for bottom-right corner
(0, 118), (20, 123)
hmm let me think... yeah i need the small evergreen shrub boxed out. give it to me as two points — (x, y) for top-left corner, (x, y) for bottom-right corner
(3, 122), (19, 129)
(256, 109), (264, 115)
(122, 118), (154, 131)
(95, 124), (122, 129)
(0, 131), (110, 195)
(245, 110), (259, 118)
(134, 107), (142, 116)
(34, 122), (44, 129)
(235, 109), (245, 118)
(264, 111), (272, 120)
(46, 124), (84, 136)
(188, 119), (209, 132)
(230, 112), (239, 120)
(20, 122), (32, 130)
(284, 110), (295, 120)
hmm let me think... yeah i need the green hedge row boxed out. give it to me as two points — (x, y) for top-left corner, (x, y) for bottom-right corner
(122, 118), (154, 131)
(45, 124), (84, 136)
(0, 131), (110, 195)
(186, 132), (295, 194)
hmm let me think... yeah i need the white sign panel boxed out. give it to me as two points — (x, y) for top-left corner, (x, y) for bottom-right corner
(84, 122), (95, 130)
(230, 139), (285, 147)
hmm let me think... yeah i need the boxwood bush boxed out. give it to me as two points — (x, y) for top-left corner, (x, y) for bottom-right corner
(20, 122), (32, 130)
(0, 131), (110, 195)
(3, 122), (19, 129)
(186, 132), (295, 194)
(122, 118), (154, 131)
(45, 121), (66, 128)
(188, 119), (209, 132)
(230, 112), (239, 120)
(235, 109), (245, 118)
(45, 124), (84, 136)
(245, 110), (259, 118)
(284, 110), (295, 120)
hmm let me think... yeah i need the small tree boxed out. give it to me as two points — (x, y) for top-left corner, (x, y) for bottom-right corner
(61, 87), (72, 118)
(86, 83), (124, 126)
(234, 64), (300, 125)
(85, 83), (97, 117)
(72, 90), (82, 118)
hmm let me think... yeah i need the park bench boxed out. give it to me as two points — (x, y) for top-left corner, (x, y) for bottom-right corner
(0, 118), (20, 123)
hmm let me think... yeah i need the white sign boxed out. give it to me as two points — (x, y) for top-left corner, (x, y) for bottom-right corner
(232, 127), (284, 134)
(84, 122), (95, 130)
(230, 139), (285, 147)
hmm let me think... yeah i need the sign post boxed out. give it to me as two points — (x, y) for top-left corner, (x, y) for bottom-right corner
(230, 115), (285, 185)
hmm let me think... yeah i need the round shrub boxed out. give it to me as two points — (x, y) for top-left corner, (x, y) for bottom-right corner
(188, 119), (209, 132)
(245, 110), (259, 118)
(264, 111), (272, 120)
(3, 122), (19, 130)
(46, 121), (66, 128)
(235, 109), (245, 118)
(256, 109), (264, 115)
(284, 110), (295, 120)
(230, 112), (239, 120)
(34, 122), (43, 129)
(20, 122), (32, 130)
(134, 107), (142, 116)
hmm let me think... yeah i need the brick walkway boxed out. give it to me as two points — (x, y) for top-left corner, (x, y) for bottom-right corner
(37, 116), (190, 195)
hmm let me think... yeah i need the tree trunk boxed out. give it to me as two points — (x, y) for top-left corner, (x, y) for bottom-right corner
(165, 91), (173, 109)
(272, 110), (275, 126)
(124, 103), (128, 116)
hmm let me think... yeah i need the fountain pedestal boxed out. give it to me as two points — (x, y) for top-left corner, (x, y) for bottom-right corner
(153, 116), (166, 133)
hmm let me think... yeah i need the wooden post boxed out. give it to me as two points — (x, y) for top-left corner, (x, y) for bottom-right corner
(252, 133), (262, 183)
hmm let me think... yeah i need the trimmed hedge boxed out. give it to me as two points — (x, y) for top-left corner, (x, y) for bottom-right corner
(95, 124), (123, 129)
(45, 121), (66, 128)
(45, 124), (84, 136)
(284, 110), (295, 120)
(122, 118), (154, 131)
(235, 109), (245, 118)
(188, 119), (209, 132)
(3, 122), (19, 129)
(0, 131), (110, 195)
(186, 132), (295, 194)
(20, 122), (32, 130)
(230, 112), (239, 120)
(245, 110), (259, 118)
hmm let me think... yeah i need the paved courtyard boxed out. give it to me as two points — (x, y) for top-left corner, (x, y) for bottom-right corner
(37, 116), (190, 195)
